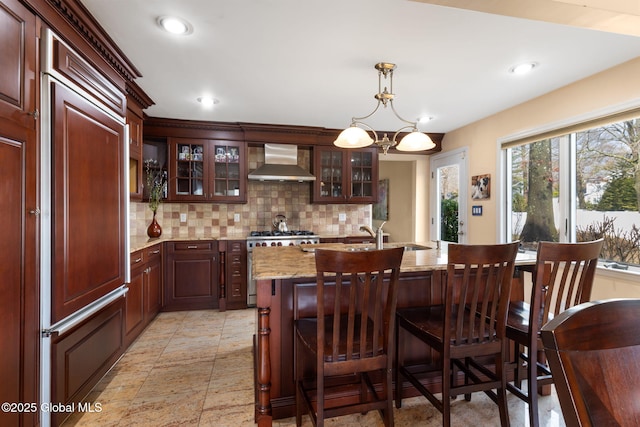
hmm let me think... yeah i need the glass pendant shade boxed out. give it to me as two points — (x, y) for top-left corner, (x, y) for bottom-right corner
(333, 126), (374, 148)
(335, 63), (433, 154)
(395, 131), (435, 151)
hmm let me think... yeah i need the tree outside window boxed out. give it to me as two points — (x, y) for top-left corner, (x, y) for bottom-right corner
(507, 118), (640, 267)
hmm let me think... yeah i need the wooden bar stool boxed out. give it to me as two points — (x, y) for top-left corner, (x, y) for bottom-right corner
(506, 239), (603, 427)
(294, 247), (404, 427)
(394, 242), (519, 427)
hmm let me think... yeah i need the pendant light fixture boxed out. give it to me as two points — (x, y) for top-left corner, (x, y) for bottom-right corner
(333, 62), (435, 154)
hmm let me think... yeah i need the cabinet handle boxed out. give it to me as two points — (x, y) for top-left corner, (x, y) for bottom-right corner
(133, 257), (143, 263)
(28, 109), (39, 119)
(149, 249), (160, 254)
(29, 207), (41, 216)
(187, 245), (198, 249)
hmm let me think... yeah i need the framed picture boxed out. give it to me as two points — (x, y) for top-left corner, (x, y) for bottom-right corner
(373, 179), (389, 220)
(471, 174), (491, 200)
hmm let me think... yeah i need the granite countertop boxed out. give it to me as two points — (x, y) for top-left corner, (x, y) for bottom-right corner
(130, 232), (390, 252)
(251, 242), (446, 280)
(129, 233), (247, 252)
(251, 243), (537, 280)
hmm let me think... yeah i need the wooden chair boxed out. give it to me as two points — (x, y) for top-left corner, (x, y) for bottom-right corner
(294, 247), (404, 427)
(394, 242), (519, 427)
(506, 239), (603, 427)
(540, 298), (640, 427)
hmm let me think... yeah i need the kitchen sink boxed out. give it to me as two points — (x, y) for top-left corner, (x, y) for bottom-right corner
(346, 246), (375, 251)
(346, 244), (431, 252)
(398, 244), (431, 251)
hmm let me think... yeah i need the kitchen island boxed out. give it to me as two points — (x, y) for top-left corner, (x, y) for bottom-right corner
(253, 243), (536, 426)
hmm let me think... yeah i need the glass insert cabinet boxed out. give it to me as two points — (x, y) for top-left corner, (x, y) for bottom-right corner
(313, 146), (378, 203)
(168, 138), (246, 202)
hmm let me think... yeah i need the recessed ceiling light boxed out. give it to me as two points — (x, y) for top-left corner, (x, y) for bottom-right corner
(197, 96), (219, 107)
(157, 16), (193, 35)
(509, 62), (538, 75)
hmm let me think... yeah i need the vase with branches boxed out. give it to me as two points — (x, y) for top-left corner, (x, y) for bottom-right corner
(145, 159), (166, 237)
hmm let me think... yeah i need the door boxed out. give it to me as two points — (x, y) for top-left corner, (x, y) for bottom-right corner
(0, 2), (38, 425)
(0, 121), (39, 427)
(430, 147), (468, 244)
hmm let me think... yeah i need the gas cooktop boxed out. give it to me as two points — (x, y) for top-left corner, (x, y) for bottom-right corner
(248, 230), (316, 238)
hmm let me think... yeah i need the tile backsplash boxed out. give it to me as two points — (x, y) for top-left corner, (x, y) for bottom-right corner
(131, 146), (371, 238)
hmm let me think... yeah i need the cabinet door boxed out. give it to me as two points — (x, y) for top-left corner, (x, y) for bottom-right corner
(0, 0), (36, 129)
(164, 242), (219, 311)
(0, 6), (37, 425)
(125, 266), (145, 344)
(348, 148), (378, 202)
(145, 258), (162, 319)
(144, 244), (162, 320)
(314, 147), (345, 202)
(142, 137), (168, 201)
(211, 141), (246, 202)
(0, 120), (38, 427)
(225, 240), (247, 310)
(127, 107), (143, 200)
(50, 80), (126, 322)
(313, 146), (378, 203)
(168, 138), (209, 201)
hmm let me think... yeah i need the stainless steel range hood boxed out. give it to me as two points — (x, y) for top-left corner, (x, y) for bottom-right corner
(248, 143), (316, 182)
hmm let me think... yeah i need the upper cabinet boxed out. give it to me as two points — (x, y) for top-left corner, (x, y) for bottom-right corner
(127, 81), (154, 201)
(127, 106), (144, 200)
(211, 141), (245, 200)
(313, 146), (378, 203)
(168, 137), (247, 203)
(0, 0), (36, 129)
(169, 138), (208, 201)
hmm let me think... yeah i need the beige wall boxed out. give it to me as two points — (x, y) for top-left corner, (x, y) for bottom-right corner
(378, 160), (415, 242)
(442, 56), (640, 243)
(378, 153), (430, 243)
(440, 55), (640, 298)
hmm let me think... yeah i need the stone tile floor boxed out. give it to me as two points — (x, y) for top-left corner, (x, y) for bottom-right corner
(63, 309), (565, 426)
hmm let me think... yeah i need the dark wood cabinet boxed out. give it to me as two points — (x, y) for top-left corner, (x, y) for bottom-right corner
(167, 137), (247, 203)
(45, 29), (127, 324)
(43, 28), (129, 426)
(127, 105), (144, 200)
(318, 237), (344, 243)
(219, 240), (247, 310)
(168, 137), (209, 201)
(125, 256), (145, 342)
(313, 146), (378, 203)
(127, 81), (154, 201)
(319, 235), (389, 244)
(49, 78), (127, 322)
(50, 298), (125, 427)
(343, 235), (389, 244)
(126, 244), (162, 345)
(0, 2), (38, 425)
(145, 248), (163, 318)
(0, 1), (152, 425)
(164, 241), (219, 311)
(0, 0), (37, 130)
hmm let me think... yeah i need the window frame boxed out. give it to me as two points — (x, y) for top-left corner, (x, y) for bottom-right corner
(498, 102), (640, 279)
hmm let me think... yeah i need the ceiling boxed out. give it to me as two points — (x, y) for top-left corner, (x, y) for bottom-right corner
(81, 0), (640, 135)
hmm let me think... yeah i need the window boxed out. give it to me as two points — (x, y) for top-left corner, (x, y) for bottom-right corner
(504, 117), (640, 271)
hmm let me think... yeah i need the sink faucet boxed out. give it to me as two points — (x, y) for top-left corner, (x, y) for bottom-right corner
(359, 221), (386, 249)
